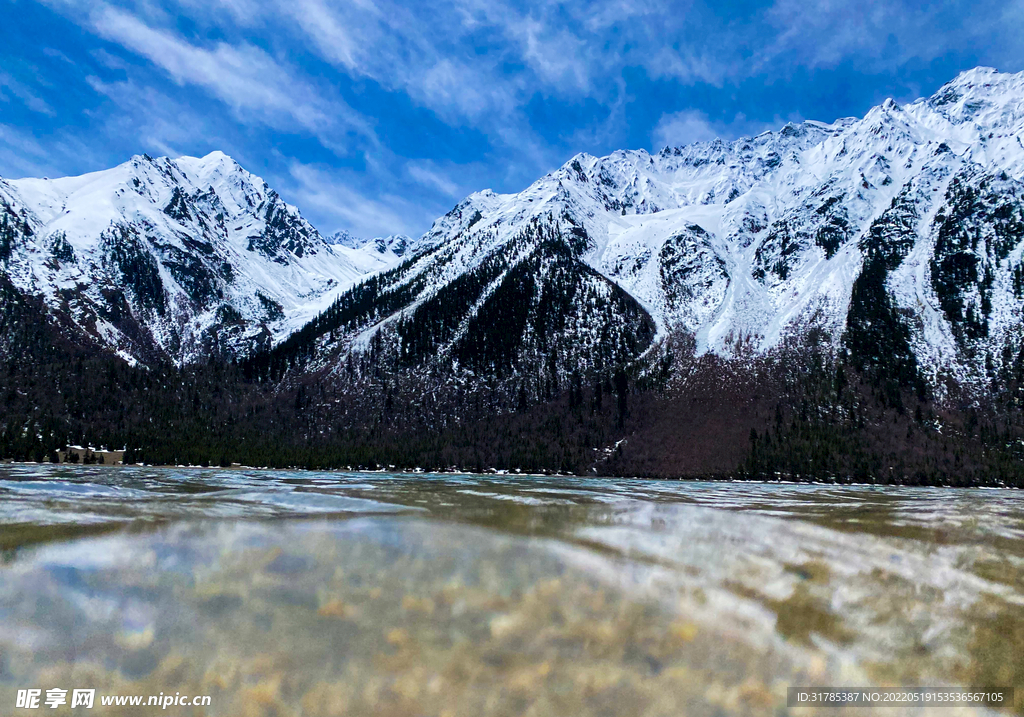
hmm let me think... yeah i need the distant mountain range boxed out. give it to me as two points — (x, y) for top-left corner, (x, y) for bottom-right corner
(253, 66), (1024, 399)
(3, 67), (1024, 481)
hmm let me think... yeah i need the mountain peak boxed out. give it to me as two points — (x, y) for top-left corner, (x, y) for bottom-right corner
(0, 152), (407, 365)
(948, 66), (1004, 86)
(329, 230), (414, 257)
(328, 229), (363, 248)
(934, 66), (1024, 98)
(191, 150), (244, 174)
(173, 150), (248, 182)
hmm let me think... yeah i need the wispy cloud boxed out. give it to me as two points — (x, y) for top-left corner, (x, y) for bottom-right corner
(406, 162), (462, 198)
(0, 124), (103, 179)
(84, 75), (220, 160)
(651, 110), (795, 151)
(90, 7), (334, 132)
(39, 0), (379, 151)
(0, 125), (53, 178)
(0, 68), (55, 116)
(285, 161), (444, 239)
(651, 110), (721, 150)
(13, 0), (1024, 237)
(756, 0), (1024, 75)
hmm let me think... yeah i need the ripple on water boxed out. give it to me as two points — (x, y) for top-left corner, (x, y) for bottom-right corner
(0, 466), (1020, 715)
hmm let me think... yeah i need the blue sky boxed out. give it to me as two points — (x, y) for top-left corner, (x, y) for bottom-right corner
(2, 0), (1023, 238)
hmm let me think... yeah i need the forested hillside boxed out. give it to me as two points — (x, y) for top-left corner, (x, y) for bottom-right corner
(4, 273), (1023, 485)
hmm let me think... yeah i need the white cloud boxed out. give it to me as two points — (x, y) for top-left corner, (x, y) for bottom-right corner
(508, 16), (592, 93)
(0, 124), (103, 179)
(284, 0), (367, 72)
(285, 162), (443, 239)
(755, 0), (1024, 75)
(0, 125), (52, 178)
(407, 163), (462, 198)
(651, 109), (721, 150)
(90, 7), (334, 131)
(0, 70), (56, 116)
(84, 76), (221, 160)
(651, 110), (793, 151)
(37, 1), (379, 152)
(645, 46), (730, 87)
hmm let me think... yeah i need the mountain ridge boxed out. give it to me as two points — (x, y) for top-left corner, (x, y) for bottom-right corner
(251, 66), (1024, 405)
(4, 68), (1024, 482)
(0, 151), (412, 364)
(7, 67), (1023, 384)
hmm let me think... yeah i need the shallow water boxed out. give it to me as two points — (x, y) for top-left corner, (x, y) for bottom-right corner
(0, 465), (1022, 716)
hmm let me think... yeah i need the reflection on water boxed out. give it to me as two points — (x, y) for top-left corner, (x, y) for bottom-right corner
(0, 465), (1022, 715)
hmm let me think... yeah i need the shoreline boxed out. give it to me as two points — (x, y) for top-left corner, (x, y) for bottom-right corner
(1, 460), (1018, 489)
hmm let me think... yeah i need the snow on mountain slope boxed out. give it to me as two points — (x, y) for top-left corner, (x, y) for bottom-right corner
(287, 67), (1024, 391)
(328, 230), (415, 272)
(5, 67), (1023, 393)
(0, 152), (403, 364)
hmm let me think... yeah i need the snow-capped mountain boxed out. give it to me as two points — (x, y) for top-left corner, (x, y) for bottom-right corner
(276, 67), (1024, 395)
(328, 230), (414, 268)
(4, 67), (1023, 398)
(0, 152), (404, 364)
(326, 229), (363, 249)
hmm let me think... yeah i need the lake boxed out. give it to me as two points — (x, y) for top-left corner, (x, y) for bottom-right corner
(0, 465), (1022, 715)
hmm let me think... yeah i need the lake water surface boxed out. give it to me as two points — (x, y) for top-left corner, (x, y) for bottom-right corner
(0, 465), (1022, 716)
